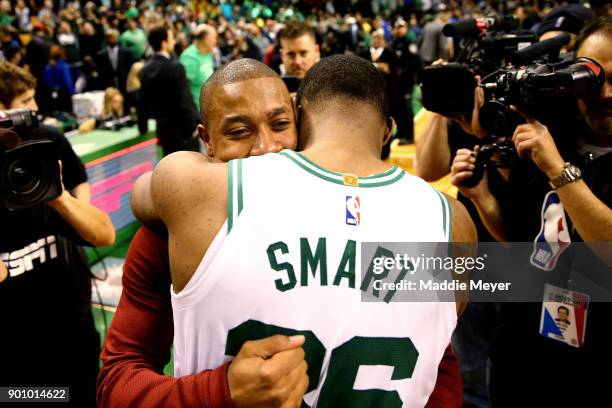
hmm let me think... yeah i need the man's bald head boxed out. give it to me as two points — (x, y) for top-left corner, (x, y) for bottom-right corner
(200, 58), (281, 124)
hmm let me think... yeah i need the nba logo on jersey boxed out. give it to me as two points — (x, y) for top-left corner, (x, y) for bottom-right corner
(346, 195), (360, 226)
(530, 191), (571, 271)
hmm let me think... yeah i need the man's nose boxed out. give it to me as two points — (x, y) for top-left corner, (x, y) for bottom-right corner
(603, 81), (612, 99)
(294, 54), (305, 67)
(251, 130), (283, 155)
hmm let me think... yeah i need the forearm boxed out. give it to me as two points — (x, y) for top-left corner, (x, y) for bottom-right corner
(49, 191), (115, 247)
(425, 344), (462, 408)
(98, 356), (233, 408)
(100, 302), (229, 406)
(97, 229), (235, 408)
(415, 113), (451, 181)
(71, 182), (92, 202)
(0, 260), (7, 283)
(556, 180), (612, 242)
(472, 193), (509, 242)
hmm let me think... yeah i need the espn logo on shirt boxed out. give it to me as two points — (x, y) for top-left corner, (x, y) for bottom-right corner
(1, 235), (58, 278)
(345, 195), (360, 226)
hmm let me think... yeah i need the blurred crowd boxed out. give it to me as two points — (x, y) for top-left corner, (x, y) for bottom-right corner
(1, 0), (609, 133)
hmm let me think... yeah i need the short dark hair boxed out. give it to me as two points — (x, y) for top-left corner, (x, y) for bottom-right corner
(148, 25), (168, 52)
(0, 61), (36, 108)
(558, 306), (570, 314)
(297, 54), (389, 120)
(278, 20), (316, 43)
(199, 58), (282, 123)
(575, 15), (612, 53)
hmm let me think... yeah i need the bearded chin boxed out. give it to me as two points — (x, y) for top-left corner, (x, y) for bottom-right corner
(586, 114), (612, 137)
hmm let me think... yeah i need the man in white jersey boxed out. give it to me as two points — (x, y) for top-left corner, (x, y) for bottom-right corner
(133, 54), (476, 407)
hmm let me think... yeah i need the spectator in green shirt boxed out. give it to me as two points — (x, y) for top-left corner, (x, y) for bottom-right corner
(179, 24), (217, 111)
(120, 19), (148, 61)
(0, 0), (13, 28)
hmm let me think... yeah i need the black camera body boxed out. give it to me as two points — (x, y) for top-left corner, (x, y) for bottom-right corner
(421, 64), (476, 116)
(461, 139), (518, 188)
(0, 109), (62, 211)
(462, 55), (604, 187)
(421, 15), (536, 116)
(479, 56), (605, 137)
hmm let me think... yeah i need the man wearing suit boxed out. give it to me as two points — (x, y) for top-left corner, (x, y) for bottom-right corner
(359, 29), (400, 159)
(96, 29), (133, 97)
(139, 26), (200, 156)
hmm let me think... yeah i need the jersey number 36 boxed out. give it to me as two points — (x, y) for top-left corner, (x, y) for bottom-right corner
(226, 320), (419, 407)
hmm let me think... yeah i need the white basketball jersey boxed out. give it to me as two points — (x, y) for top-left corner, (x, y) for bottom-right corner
(172, 150), (456, 408)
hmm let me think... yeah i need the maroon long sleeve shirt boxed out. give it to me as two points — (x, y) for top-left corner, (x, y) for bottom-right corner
(97, 226), (462, 407)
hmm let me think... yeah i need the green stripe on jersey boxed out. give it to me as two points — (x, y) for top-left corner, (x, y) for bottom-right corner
(227, 159), (234, 233)
(279, 150), (405, 188)
(237, 159), (243, 215)
(435, 190), (450, 241)
(446, 193), (453, 241)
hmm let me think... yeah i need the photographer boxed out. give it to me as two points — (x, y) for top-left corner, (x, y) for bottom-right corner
(417, 10), (598, 404)
(450, 16), (612, 406)
(416, 80), (506, 408)
(0, 61), (115, 407)
(451, 16), (611, 245)
(416, 76), (506, 242)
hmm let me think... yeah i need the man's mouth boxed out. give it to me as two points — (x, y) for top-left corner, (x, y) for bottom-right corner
(587, 99), (612, 113)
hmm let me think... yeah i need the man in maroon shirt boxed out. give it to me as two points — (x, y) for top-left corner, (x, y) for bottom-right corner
(97, 59), (463, 407)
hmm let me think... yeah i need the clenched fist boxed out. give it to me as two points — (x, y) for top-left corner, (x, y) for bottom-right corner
(228, 334), (309, 408)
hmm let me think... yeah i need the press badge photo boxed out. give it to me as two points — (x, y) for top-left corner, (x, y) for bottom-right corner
(540, 284), (589, 348)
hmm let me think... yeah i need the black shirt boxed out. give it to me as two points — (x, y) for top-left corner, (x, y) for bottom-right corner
(488, 137), (612, 407)
(0, 126), (98, 407)
(447, 121), (508, 242)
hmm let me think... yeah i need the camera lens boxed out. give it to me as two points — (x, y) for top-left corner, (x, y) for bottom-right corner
(7, 156), (43, 195)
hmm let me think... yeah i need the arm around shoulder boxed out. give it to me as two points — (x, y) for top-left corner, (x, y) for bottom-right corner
(132, 152), (223, 229)
(447, 195), (477, 316)
(448, 195), (477, 243)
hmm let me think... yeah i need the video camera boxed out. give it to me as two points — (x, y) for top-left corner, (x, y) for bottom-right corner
(460, 54), (603, 187)
(419, 20), (605, 188)
(478, 34), (604, 136)
(421, 15), (536, 116)
(0, 109), (62, 211)
(443, 15), (536, 76)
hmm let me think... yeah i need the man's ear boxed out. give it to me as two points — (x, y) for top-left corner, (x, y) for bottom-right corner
(383, 116), (396, 146)
(197, 124), (214, 157)
(291, 95), (301, 130)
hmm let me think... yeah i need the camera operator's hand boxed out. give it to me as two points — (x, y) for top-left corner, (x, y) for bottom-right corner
(450, 146), (509, 241)
(48, 160), (115, 247)
(450, 146), (490, 200)
(228, 334), (309, 408)
(0, 259), (7, 283)
(447, 80), (487, 139)
(511, 107), (565, 180)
